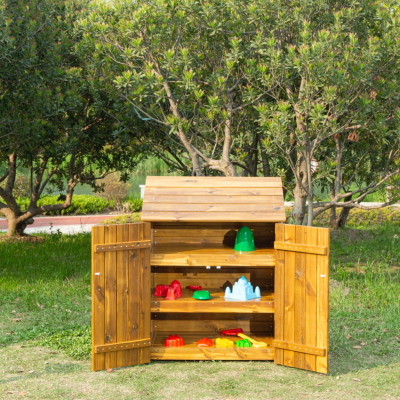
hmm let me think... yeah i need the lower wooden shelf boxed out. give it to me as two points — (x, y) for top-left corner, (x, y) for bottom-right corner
(151, 289), (275, 313)
(150, 333), (275, 361)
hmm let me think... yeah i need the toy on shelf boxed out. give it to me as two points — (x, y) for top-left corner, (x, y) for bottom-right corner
(192, 290), (212, 300)
(224, 276), (261, 301)
(166, 287), (179, 300)
(197, 338), (213, 347)
(215, 338), (234, 348)
(164, 335), (185, 347)
(154, 280), (182, 300)
(187, 285), (202, 291)
(236, 339), (252, 348)
(154, 284), (170, 297)
(170, 280), (182, 298)
(234, 226), (255, 252)
(221, 328), (243, 337)
(236, 334), (268, 348)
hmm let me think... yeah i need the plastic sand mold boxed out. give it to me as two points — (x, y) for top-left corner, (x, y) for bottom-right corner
(192, 290), (211, 300)
(215, 338), (234, 348)
(196, 338), (213, 347)
(236, 339), (252, 348)
(164, 335), (185, 347)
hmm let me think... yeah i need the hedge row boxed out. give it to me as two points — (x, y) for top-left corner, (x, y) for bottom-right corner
(16, 195), (143, 215)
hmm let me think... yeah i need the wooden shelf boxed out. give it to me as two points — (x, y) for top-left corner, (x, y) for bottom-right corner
(150, 333), (275, 361)
(150, 243), (275, 267)
(151, 289), (274, 314)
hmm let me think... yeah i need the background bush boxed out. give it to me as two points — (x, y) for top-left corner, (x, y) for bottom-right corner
(16, 194), (143, 215)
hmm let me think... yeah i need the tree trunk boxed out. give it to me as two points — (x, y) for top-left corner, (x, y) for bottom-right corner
(291, 152), (308, 224)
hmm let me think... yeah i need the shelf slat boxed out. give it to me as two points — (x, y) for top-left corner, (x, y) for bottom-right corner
(150, 333), (274, 361)
(151, 289), (274, 314)
(151, 243), (275, 267)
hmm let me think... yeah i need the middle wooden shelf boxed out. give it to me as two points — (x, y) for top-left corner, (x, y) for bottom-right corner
(151, 288), (275, 313)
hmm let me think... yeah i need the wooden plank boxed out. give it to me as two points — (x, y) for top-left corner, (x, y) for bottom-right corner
(283, 225), (296, 368)
(153, 222), (276, 229)
(116, 225), (129, 367)
(139, 223), (151, 364)
(145, 176), (283, 188)
(92, 226), (105, 371)
(153, 236), (273, 245)
(150, 333), (274, 361)
(142, 211), (286, 223)
(128, 224), (140, 366)
(144, 195), (285, 204)
(94, 240), (151, 252)
(294, 226), (305, 369)
(143, 203), (283, 212)
(144, 187), (284, 196)
(304, 226), (318, 372)
(151, 289), (274, 314)
(104, 225), (117, 369)
(95, 338), (151, 354)
(153, 228), (275, 237)
(274, 242), (327, 255)
(273, 340), (326, 356)
(316, 227), (330, 374)
(151, 244), (275, 267)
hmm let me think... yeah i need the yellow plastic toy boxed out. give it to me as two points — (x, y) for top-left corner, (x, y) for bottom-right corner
(215, 338), (234, 348)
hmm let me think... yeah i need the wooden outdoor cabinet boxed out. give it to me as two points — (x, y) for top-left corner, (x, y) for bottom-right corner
(91, 177), (330, 373)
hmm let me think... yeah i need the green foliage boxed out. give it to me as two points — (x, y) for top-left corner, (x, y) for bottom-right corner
(14, 194), (143, 215)
(38, 326), (91, 360)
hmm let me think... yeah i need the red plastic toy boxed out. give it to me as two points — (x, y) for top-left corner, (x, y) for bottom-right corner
(221, 328), (244, 336)
(187, 285), (202, 291)
(196, 338), (213, 347)
(164, 335), (185, 347)
(166, 286), (179, 300)
(170, 280), (182, 298)
(154, 284), (170, 297)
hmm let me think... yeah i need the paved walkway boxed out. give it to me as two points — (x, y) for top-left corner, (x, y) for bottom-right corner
(0, 214), (113, 234)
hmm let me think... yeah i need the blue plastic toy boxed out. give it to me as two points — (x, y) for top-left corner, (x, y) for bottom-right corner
(224, 276), (261, 301)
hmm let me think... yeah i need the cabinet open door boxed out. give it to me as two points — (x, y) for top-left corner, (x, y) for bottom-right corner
(274, 223), (330, 374)
(91, 223), (151, 371)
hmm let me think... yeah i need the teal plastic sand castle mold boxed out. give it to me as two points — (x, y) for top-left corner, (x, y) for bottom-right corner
(234, 226), (255, 252)
(224, 276), (261, 301)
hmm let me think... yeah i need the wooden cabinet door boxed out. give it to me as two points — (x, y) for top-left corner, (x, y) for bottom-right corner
(274, 223), (330, 374)
(91, 223), (151, 371)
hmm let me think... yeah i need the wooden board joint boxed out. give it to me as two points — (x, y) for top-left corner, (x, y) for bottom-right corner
(94, 240), (151, 252)
(95, 338), (152, 353)
(274, 242), (327, 255)
(273, 340), (326, 356)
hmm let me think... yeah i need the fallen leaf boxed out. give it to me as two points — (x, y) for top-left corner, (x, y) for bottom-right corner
(13, 318), (22, 322)
(353, 346), (362, 349)
(239, 368), (243, 371)
(17, 346), (23, 349)
(12, 310), (16, 313)
(315, 382), (323, 386)
(344, 325), (348, 330)
(352, 378), (361, 382)
(18, 393), (27, 396)
(65, 309), (71, 313)
(383, 329), (387, 333)
(395, 336), (399, 339)
(37, 303), (43, 309)
(106, 368), (113, 373)
(361, 342), (367, 346)
(336, 376), (340, 380)
(6, 391), (16, 394)
(31, 289), (34, 293)
(72, 300), (78, 305)
(346, 334), (351, 339)
(28, 370), (34, 373)
(44, 362), (49, 364)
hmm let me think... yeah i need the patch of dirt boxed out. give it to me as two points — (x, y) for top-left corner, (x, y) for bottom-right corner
(0, 235), (45, 243)
(330, 228), (374, 243)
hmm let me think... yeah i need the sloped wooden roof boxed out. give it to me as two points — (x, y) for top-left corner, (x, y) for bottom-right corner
(141, 176), (286, 222)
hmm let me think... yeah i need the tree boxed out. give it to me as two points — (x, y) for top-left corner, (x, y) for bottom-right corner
(0, 0), (144, 236)
(78, 0), (279, 177)
(253, 0), (400, 225)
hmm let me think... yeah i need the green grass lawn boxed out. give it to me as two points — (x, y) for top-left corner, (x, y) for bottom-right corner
(1, 223), (400, 399)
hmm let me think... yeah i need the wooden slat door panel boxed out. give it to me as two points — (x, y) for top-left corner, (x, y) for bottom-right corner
(92, 223), (151, 371)
(274, 223), (330, 374)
